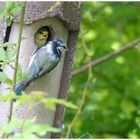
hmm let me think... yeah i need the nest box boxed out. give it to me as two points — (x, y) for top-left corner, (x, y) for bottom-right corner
(0, 2), (81, 138)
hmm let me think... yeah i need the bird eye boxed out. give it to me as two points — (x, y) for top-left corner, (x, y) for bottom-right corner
(62, 45), (66, 49)
(39, 31), (43, 34)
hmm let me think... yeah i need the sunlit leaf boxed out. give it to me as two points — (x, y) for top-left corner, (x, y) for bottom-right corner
(6, 15), (13, 26)
(44, 98), (78, 111)
(0, 9), (6, 20)
(0, 48), (6, 61)
(0, 72), (12, 84)
(0, 91), (16, 102)
(10, 4), (23, 15)
(5, 2), (15, 10)
(0, 117), (21, 134)
(16, 63), (29, 82)
(11, 118), (60, 138)
(0, 42), (16, 48)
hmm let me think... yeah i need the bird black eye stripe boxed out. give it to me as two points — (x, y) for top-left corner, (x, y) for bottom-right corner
(39, 31), (43, 34)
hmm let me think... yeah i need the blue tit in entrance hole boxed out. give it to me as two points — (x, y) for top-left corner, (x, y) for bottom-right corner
(34, 26), (51, 49)
(15, 39), (67, 96)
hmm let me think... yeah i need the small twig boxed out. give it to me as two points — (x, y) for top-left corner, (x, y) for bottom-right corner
(79, 133), (92, 138)
(7, 62), (17, 70)
(66, 32), (93, 138)
(72, 38), (140, 76)
(12, 2), (26, 90)
(66, 78), (91, 138)
(7, 1), (26, 124)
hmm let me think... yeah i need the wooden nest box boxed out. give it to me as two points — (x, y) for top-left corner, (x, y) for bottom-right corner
(0, 2), (81, 138)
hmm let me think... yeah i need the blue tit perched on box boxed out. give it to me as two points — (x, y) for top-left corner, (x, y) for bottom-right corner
(34, 26), (50, 48)
(15, 39), (67, 96)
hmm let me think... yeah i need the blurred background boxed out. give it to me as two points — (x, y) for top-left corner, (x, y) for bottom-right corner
(63, 2), (140, 138)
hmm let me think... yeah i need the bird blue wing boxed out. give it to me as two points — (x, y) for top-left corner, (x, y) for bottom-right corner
(28, 46), (59, 79)
(28, 52), (40, 80)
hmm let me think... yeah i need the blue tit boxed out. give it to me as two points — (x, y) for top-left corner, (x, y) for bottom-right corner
(15, 39), (67, 96)
(34, 26), (50, 48)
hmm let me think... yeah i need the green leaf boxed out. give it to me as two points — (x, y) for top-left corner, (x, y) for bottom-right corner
(10, 4), (23, 15)
(6, 15), (13, 26)
(11, 118), (60, 138)
(44, 98), (78, 110)
(44, 99), (56, 111)
(16, 63), (29, 82)
(31, 124), (61, 136)
(0, 47), (6, 61)
(5, 78), (13, 84)
(0, 9), (6, 20)
(5, 2), (23, 17)
(0, 117), (22, 134)
(0, 61), (6, 71)
(13, 133), (37, 139)
(0, 72), (12, 84)
(23, 118), (61, 136)
(6, 50), (16, 62)
(0, 132), (3, 138)
(15, 92), (31, 105)
(0, 42), (16, 48)
(5, 2), (15, 10)
(0, 43), (16, 62)
(0, 91), (16, 102)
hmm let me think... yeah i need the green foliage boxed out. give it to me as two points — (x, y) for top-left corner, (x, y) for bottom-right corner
(6, 91), (78, 111)
(0, 2), (23, 26)
(0, 72), (12, 84)
(0, 117), (61, 138)
(63, 2), (140, 138)
(0, 91), (16, 101)
(16, 63), (29, 82)
(0, 91), (77, 111)
(44, 98), (78, 111)
(0, 42), (17, 72)
(0, 90), (77, 138)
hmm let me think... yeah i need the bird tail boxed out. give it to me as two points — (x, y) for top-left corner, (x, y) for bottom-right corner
(15, 77), (32, 96)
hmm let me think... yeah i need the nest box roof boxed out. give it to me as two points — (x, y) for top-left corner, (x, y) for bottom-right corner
(14, 2), (82, 31)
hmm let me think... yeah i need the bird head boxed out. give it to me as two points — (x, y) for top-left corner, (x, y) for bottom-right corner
(55, 39), (67, 54)
(34, 26), (50, 48)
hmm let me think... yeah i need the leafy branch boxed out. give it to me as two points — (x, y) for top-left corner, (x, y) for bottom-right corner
(7, 2), (26, 126)
(72, 38), (140, 76)
(0, 2), (23, 26)
(0, 91), (77, 138)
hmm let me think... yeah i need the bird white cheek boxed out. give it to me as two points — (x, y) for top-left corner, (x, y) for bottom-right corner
(58, 47), (65, 54)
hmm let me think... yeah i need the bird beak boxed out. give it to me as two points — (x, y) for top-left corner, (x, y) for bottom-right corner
(41, 34), (48, 40)
(62, 44), (69, 51)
